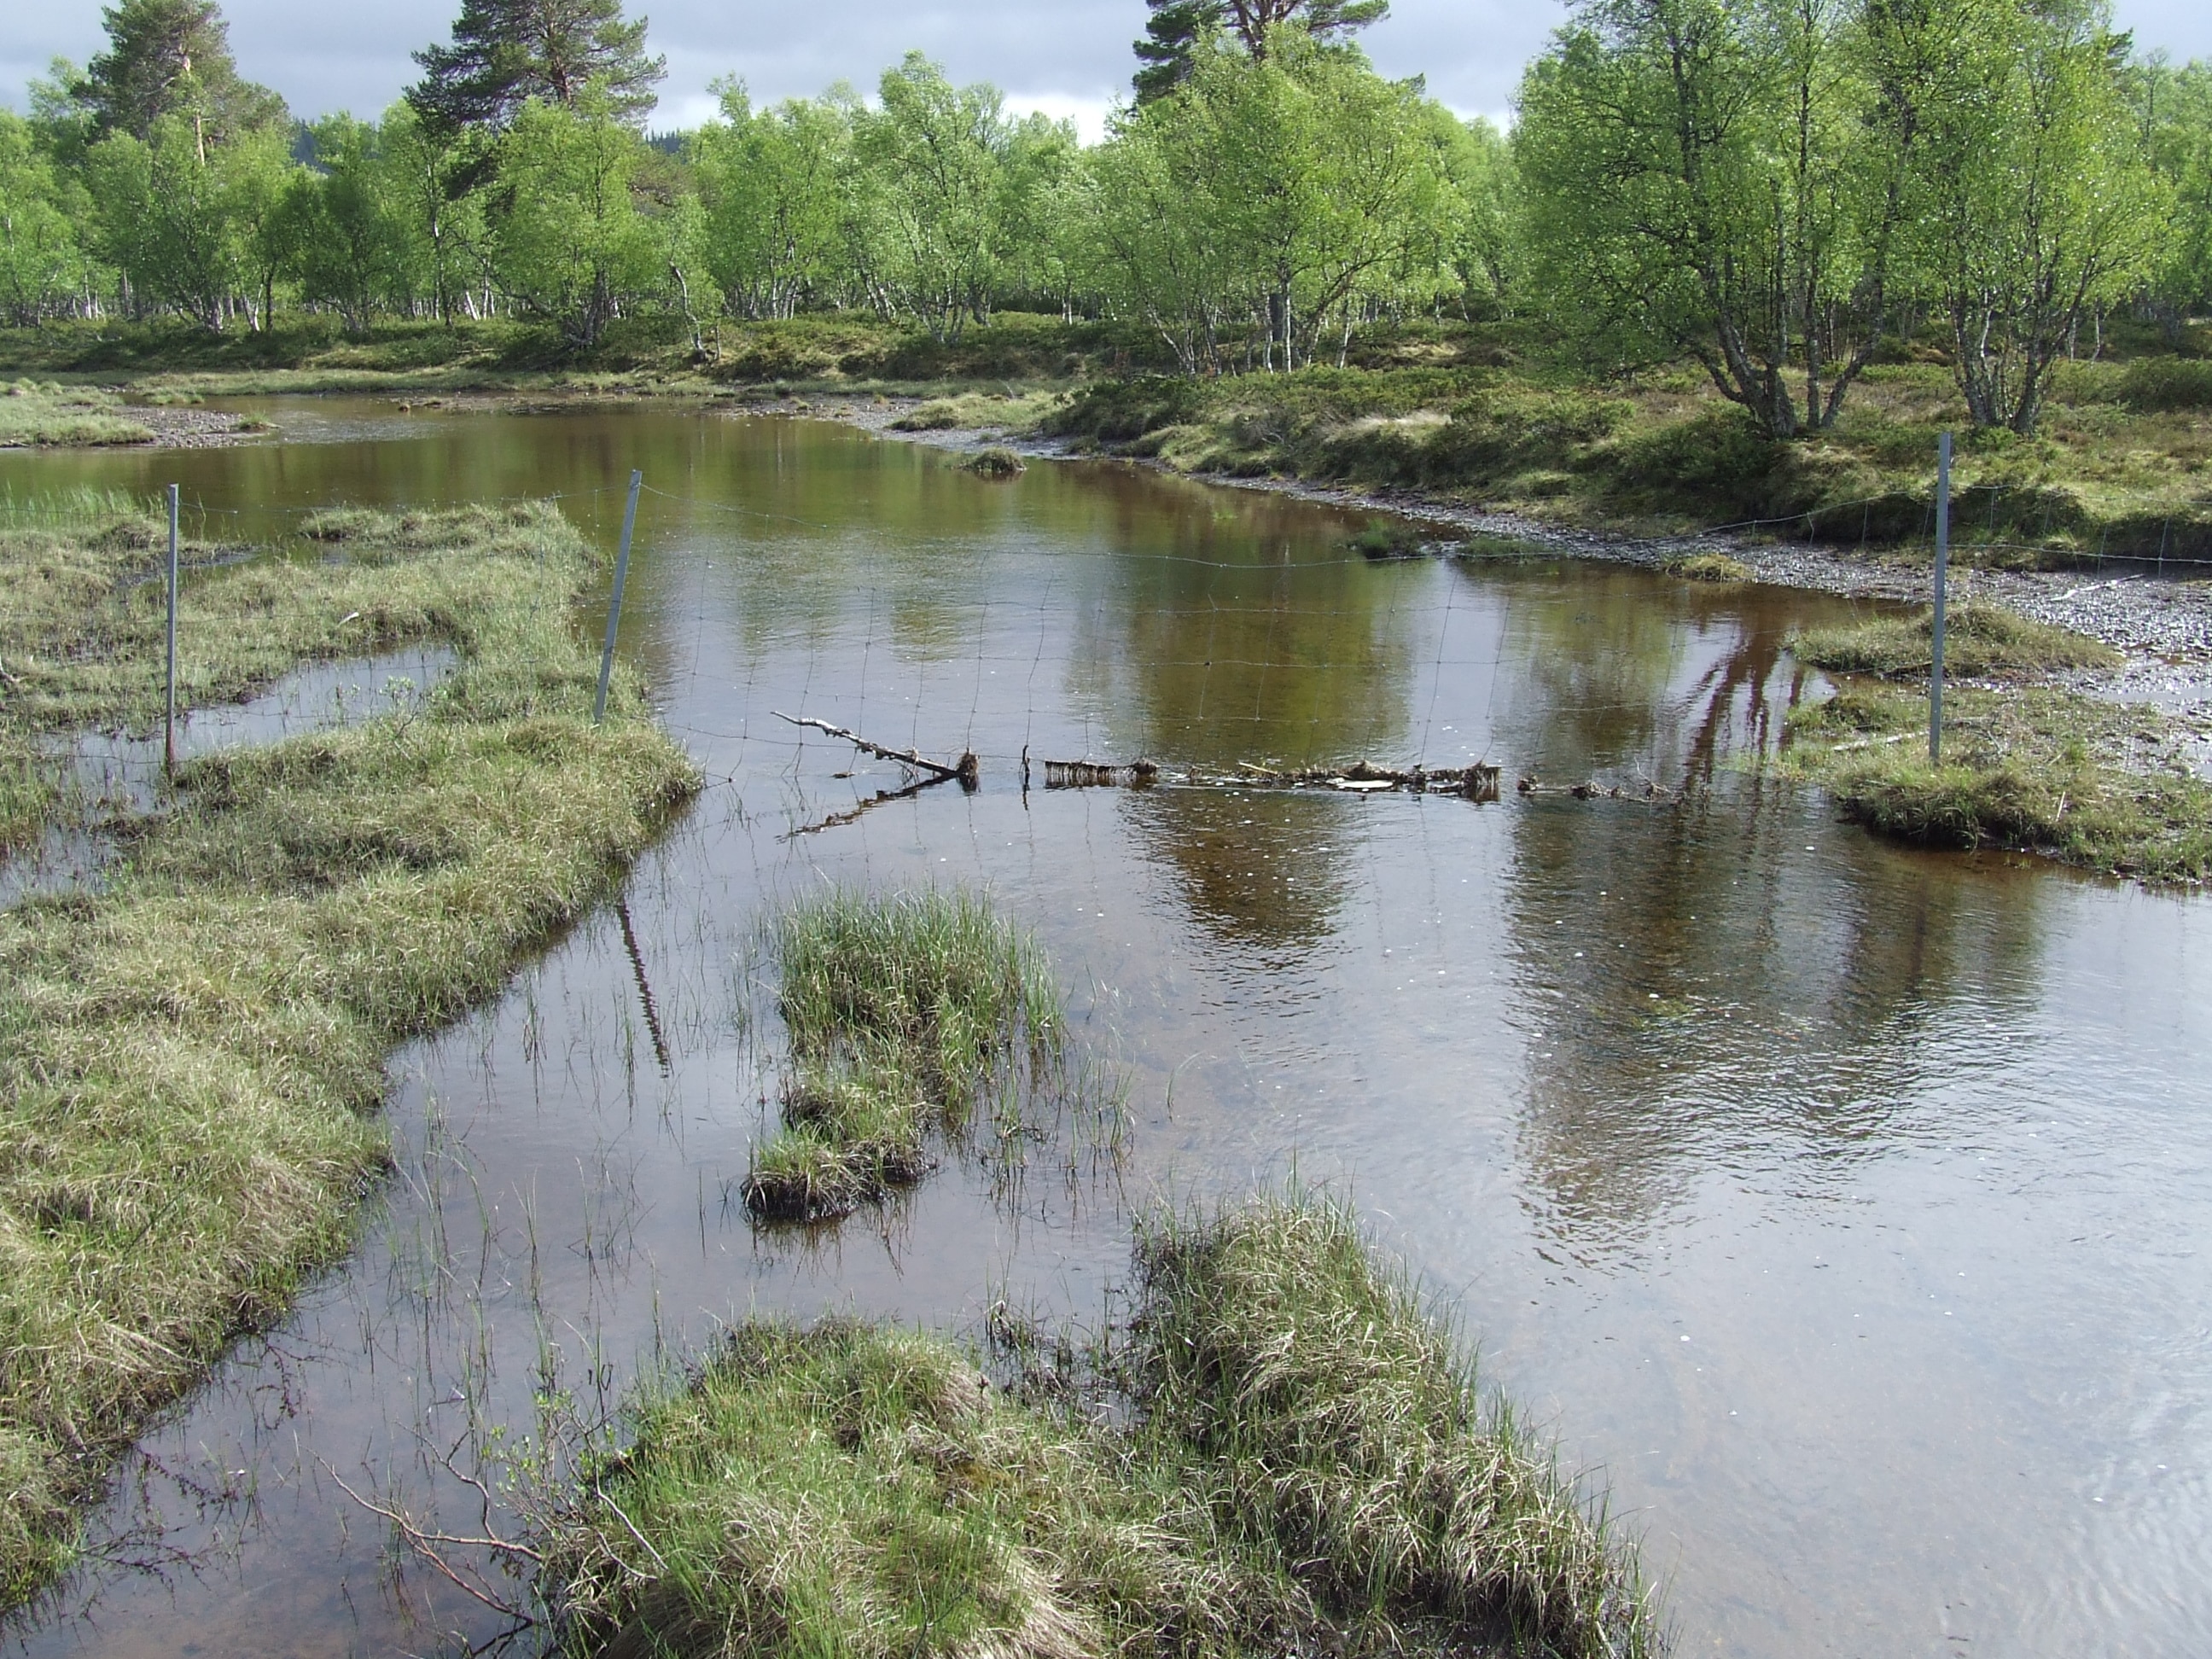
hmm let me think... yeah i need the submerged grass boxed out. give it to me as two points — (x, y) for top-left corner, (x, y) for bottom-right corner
(0, 505), (700, 1607)
(742, 889), (1067, 1222)
(546, 1190), (1660, 1658)
(1780, 682), (2212, 882)
(1790, 601), (2120, 679)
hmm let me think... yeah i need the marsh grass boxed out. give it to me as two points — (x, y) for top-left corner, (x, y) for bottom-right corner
(961, 445), (1027, 476)
(741, 890), (1076, 1222)
(1781, 683), (2212, 881)
(544, 1190), (1660, 1658)
(1790, 602), (2120, 679)
(1662, 551), (1751, 583)
(0, 382), (152, 448)
(0, 505), (700, 1607)
(0, 495), (618, 851)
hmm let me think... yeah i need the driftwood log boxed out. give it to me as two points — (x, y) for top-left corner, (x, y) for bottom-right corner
(1041, 758), (1160, 789)
(1234, 759), (1503, 800)
(774, 711), (980, 788)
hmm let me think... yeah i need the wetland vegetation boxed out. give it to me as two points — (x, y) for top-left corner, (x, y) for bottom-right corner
(742, 888), (1103, 1223)
(546, 1190), (1656, 1659)
(0, 499), (697, 1604)
(3, 0), (2211, 1648)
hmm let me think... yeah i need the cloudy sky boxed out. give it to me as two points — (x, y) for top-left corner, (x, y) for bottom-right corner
(6, 0), (2211, 137)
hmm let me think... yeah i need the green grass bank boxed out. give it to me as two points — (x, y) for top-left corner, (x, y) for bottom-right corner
(1, 492), (640, 852)
(0, 504), (700, 1608)
(0, 383), (152, 449)
(1781, 605), (2212, 882)
(546, 1190), (1659, 1658)
(1779, 680), (2212, 882)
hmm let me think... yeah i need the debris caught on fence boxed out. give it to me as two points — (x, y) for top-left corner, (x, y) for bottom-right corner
(774, 710), (980, 788)
(1234, 759), (1504, 800)
(1042, 758), (1160, 789)
(1516, 776), (1676, 801)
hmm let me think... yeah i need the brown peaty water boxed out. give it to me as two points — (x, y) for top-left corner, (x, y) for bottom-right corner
(2, 400), (2207, 1656)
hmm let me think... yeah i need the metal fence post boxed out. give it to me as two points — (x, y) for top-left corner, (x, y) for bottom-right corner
(164, 484), (179, 777)
(1930, 433), (1952, 765)
(593, 470), (643, 725)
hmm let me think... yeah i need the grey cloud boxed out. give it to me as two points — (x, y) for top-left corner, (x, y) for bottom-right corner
(9, 0), (2212, 124)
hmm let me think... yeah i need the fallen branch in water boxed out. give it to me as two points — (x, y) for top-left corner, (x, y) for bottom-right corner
(773, 710), (979, 787)
(319, 1458), (540, 1621)
(1235, 758), (1504, 800)
(1040, 757), (1160, 789)
(1516, 776), (1676, 801)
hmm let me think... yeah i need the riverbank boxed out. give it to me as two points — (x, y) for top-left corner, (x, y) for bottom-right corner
(830, 395), (2212, 882)
(543, 1190), (1659, 1659)
(0, 504), (700, 1608)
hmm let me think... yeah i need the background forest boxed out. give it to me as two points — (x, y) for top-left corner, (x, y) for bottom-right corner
(2, 0), (2210, 456)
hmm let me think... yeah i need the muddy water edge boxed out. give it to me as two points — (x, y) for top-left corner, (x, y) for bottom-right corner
(2, 399), (2208, 1657)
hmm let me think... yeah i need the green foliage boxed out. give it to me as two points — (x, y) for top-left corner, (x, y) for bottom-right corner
(1883, 0), (2168, 432)
(85, 114), (294, 330)
(407, 0), (666, 132)
(0, 114), (100, 328)
(1091, 31), (1452, 373)
(546, 1191), (1660, 1658)
(70, 0), (285, 146)
(489, 93), (661, 346)
(1132, 0), (1391, 102)
(1516, 0), (1908, 437)
(692, 86), (848, 320)
(2114, 356), (2212, 411)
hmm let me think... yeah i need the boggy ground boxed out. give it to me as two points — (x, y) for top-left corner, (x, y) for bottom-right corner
(0, 503), (699, 1608)
(544, 1190), (1660, 1659)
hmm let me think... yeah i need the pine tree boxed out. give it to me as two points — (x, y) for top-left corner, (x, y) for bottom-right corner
(1132, 0), (1390, 102)
(73, 0), (284, 149)
(408, 0), (666, 133)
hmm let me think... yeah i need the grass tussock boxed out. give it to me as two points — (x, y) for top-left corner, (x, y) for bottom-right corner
(961, 445), (1028, 476)
(742, 890), (1066, 1222)
(0, 504), (701, 1609)
(1662, 551), (1751, 583)
(1782, 683), (2212, 882)
(546, 1190), (1660, 1659)
(0, 381), (151, 448)
(1790, 601), (2120, 679)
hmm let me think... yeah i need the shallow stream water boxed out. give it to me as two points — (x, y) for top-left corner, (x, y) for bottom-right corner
(3, 400), (2208, 1656)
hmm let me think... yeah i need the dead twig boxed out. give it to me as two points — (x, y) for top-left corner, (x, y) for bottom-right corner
(319, 1458), (541, 1622)
(773, 710), (978, 786)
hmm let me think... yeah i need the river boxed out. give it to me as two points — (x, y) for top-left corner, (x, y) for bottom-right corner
(3, 399), (2206, 1656)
